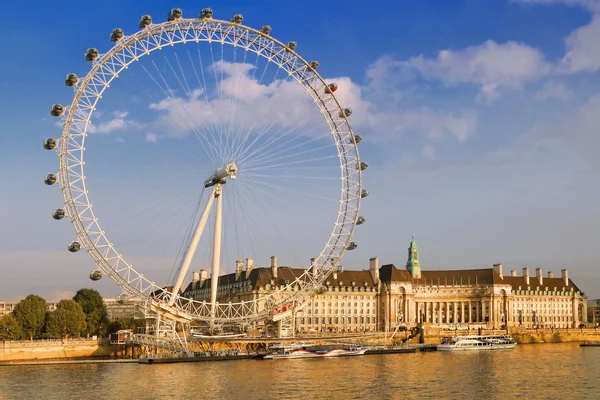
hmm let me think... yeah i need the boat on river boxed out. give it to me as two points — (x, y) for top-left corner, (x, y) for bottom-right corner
(259, 342), (367, 359)
(437, 335), (517, 352)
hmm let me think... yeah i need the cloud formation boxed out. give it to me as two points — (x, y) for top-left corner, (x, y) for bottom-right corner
(401, 40), (551, 102)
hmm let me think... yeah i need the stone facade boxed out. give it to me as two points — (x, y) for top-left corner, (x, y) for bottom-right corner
(182, 239), (588, 332)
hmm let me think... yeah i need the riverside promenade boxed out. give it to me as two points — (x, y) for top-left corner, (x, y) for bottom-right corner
(2, 327), (600, 363)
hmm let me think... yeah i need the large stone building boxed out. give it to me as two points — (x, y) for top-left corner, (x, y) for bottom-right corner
(182, 238), (588, 332)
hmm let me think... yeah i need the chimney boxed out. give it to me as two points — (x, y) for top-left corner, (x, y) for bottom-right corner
(271, 256), (278, 279)
(511, 270), (517, 277)
(235, 260), (243, 280)
(561, 269), (569, 286)
(199, 269), (208, 287)
(536, 268), (543, 285)
(548, 271), (554, 279)
(245, 258), (254, 280)
(192, 271), (200, 289)
(493, 263), (503, 279)
(369, 257), (380, 285)
(523, 267), (529, 285)
(311, 258), (317, 277)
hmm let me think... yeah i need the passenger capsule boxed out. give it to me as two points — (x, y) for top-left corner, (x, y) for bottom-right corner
(339, 108), (352, 118)
(286, 41), (297, 52)
(85, 48), (99, 62)
(308, 61), (319, 71)
(200, 8), (213, 19)
(52, 209), (66, 220)
(68, 241), (81, 253)
(325, 83), (338, 94)
(168, 8), (183, 21)
(44, 173), (58, 185)
(260, 25), (272, 35)
(345, 242), (358, 251)
(64, 73), (79, 87)
(231, 14), (243, 24)
(43, 138), (57, 150)
(89, 269), (103, 281)
(356, 216), (366, 225)
(360, 189), (369, 198)
(139, 15), (152, 28)
(359, 162), (368, 171)
(350, 134), (362, 144)
(110, 28), (124, 42)
(50, 104), (64, 117)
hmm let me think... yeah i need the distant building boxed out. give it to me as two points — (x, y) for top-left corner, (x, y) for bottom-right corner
(104, 294), (145, 320)
(587, 299), (600, 324)
(0, 301), (15, 317)
(1, 300), (61, 317)
(182, 238), (590, 332)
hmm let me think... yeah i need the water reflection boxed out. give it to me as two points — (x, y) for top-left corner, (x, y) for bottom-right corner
(0, 343), (598, 400)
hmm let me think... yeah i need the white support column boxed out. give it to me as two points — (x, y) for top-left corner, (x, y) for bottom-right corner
(210, 185), (224, 329)
(168, 187), (217, 306)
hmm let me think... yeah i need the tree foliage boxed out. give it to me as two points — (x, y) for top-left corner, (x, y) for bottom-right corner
(0, 314), (24, 340)
(107, 319), (133, 335)
(45, 300), (86, 339)
(73, 288), (109, 336)
(12, 294), (47, 340)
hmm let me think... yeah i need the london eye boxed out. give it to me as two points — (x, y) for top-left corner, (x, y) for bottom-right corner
(43, 7), (367, 333)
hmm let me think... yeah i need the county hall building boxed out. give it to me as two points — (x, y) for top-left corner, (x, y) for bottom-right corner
(182, 238), (587, 332)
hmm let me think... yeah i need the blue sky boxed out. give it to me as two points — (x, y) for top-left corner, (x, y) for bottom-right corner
(1, 0), (600, 302)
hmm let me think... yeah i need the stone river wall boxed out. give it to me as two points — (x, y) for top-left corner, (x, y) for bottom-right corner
(0, 339), (119, 362)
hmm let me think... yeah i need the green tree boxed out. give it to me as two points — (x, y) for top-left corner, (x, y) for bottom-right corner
(73, 289), (109, 336)
(12, 294), (47, 340)
(0, 314), (24, 340)
(45, 300), (87, 339)
(107, 319), (133, 335)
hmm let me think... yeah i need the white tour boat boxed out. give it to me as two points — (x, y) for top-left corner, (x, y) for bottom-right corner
(261, 343), (367, 359)
(437, 335), (517, 352)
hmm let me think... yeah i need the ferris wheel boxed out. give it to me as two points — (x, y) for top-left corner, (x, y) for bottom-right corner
(43, 7), (367, 329)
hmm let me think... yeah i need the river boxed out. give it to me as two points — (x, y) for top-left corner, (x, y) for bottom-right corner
(0, 343), (598, 400)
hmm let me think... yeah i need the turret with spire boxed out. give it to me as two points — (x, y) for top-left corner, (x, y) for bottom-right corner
(406, 235), (421, 279)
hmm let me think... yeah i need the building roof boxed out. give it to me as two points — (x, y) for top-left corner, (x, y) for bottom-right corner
(380, 264), (582, 293)
(183, 266), (378, 294)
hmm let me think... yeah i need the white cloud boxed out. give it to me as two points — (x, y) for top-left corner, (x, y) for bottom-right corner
(87, 111), (141, 134)
(561, 15), (600, 73)
(147, 61), (476, 147)
(513, 0), (600, 73)
(145, 133), (158, 143)
(402, 40), (551, 102)
(115, 138), (125, 143)
(512, 0), (600, 11)
(422, 144), (436, 159)
(535, 80), (574, 100)
(524, 93), (600, 170)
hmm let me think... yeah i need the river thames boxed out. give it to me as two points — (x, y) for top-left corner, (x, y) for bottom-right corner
(0, 343), (598, 400)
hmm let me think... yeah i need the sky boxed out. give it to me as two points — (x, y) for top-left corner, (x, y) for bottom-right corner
(1, 0), (600, 302)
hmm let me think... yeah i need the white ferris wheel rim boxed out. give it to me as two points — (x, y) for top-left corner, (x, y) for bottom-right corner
(56, 17), (363, 325)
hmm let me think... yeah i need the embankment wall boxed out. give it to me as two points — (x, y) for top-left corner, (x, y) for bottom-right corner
(0, 339), (119, 362)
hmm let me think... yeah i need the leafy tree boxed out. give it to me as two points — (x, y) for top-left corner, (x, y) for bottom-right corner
(12, 294), (47, 340)
(107, 319), (133, 335)
(45, 300), (86, 339)
(73, 289), (109, 337)
(0, 314), (24, 340)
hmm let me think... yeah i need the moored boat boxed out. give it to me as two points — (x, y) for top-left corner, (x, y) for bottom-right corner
(437, 335), (517, 352)
(260, 342), (367, 359)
